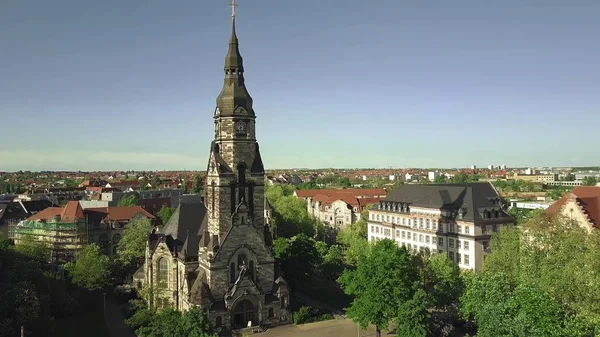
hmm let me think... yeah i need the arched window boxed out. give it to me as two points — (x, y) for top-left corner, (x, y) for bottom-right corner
(238, 253), (247, 268)
(215, 316), (222, 328)
(268, 308), (274, 318)
(237, 163), (246, 203)
(230, 262), (236, 283)
(158, 258), (168, 285)
(249, 260), (255, 281)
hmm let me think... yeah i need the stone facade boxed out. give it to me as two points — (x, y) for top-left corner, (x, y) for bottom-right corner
(137, 10), (291, 333)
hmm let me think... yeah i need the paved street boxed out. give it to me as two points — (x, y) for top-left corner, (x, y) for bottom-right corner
(260, 319), (394, 337)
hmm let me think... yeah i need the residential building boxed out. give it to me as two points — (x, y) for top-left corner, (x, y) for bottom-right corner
(86, 206), (154, 255)
(11, 201), (87, 263)
(511, 173), (558, 183)
(10, 201), (155, 261)
(367, 182), (514, 271)
(546, 186), (600, 232)
(296, 188), (386, 229)
(136, 10), (291, 333)
(428, 171), (440, 181)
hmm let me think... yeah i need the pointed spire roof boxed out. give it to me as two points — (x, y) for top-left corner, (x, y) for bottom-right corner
(216, 0), (254, 116)
(224, 0), (243, 72)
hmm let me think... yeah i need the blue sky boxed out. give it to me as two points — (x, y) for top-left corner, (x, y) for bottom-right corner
(1, 0), (599, 171)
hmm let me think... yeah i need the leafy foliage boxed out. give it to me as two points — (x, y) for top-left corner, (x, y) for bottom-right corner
(274, 233), (321, 285)
(127, 303), (217, 337)
(157, 205), (176, 226)
(118, 193), (140, 206)
(64, 244), (111, 291)
(192, 174), (203, 194)
(292, 306), (334, 325)
(461, 212), (600, 336)
(396, 289), (430, 337)
(116, 216), (153, 272)
(0, 238), (79, 337)
(336, 208), (370, 266)
(265, 184), (319, 238)
(582, 176), (598, 186)
(338, 239), (419, 335)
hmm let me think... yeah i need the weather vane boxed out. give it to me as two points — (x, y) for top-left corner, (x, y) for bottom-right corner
(230, 0), (237, 18)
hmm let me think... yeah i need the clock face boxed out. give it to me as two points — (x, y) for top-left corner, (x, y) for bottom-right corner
(236, 121), (246, 133)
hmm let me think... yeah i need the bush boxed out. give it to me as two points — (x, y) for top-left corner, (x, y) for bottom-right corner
(293, 306), (335, 325)
(293, 306), (312, 324)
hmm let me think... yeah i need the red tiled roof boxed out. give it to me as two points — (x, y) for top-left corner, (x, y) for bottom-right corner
(547, 186), (600, 229)
(85, 206), (155, 222)
(26, 201), (84, 222)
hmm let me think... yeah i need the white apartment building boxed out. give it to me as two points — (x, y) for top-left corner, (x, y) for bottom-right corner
(367, 182), (514, 271)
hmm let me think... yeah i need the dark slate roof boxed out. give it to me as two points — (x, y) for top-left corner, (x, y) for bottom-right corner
(250, 144), (264, 174)
(162, 200), (208, 259)
(383, 182), (506, 221)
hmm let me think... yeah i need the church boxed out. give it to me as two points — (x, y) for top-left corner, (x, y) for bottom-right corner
(135, 2), (291, 332)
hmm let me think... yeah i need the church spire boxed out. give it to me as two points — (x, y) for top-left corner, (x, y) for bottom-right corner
(225, 0), (243, 72)
(216, 0), (253, 117)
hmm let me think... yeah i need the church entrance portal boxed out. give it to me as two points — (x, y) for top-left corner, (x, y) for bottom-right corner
(232, 300), (257, 328)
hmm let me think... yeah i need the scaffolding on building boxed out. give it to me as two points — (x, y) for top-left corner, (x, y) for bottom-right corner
(10, 219), (87, 263)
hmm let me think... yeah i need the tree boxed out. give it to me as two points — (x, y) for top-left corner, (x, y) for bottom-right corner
(582, 176), (598, 186)
(461, 211), (600, 336)
(12, 237), (50, 263)
(139, 176), (149, 191)
(433, 175), (448, 184)
(423, 254), (463, 312)
(192, 174), (203, 194)
(152, 175), (162, 189)
(117, 216), (153, 272)
(396, 289), (430, 337)
(273, 233), (320, 286)
(64, 244), (111, 291)
(134, 306), (217, 337)
(182, 179), (189, 194)
(119, 193), (139, 206)
(157, 205), (176, 226)
(336, 208), (370, 266)
(339, 239), (419, 337)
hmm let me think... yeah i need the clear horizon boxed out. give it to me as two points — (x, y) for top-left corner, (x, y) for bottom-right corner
(1, 0), (599, 171)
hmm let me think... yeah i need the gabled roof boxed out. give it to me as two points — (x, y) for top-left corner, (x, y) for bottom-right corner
(547, 186), (600, 229)
(383, 182), (507, 221)
(162, 201), (208, 259)
(26, 201), (84, 222)
(85, 206), (154, 223)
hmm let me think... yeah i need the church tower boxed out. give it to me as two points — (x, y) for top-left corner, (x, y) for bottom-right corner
(139, 3), (290, 331)
(205, 0), (265, 241)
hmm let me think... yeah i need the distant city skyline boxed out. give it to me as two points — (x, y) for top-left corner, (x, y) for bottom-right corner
(1, 0), (599, 171)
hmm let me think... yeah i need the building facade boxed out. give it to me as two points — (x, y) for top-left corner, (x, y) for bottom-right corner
(296, 188), (386, 229)
(547, 186), (600, 232)
(367, 182), (514, 271)
(137, 7), (291, 333)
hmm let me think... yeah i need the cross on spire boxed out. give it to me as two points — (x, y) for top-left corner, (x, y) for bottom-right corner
(230, 0), (237, 19)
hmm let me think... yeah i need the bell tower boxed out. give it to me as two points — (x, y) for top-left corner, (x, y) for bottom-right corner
(205, 0), (265, 241)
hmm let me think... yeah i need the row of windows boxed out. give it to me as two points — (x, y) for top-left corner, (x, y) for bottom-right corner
(398, 243), (470, 265)
(371, 217), (474, 235)
(371, 226), (471, 249)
